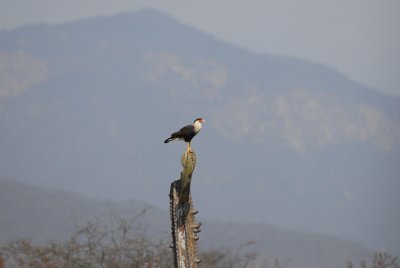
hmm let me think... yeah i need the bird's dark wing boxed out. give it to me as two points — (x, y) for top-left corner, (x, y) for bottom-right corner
(171, 125), (194, 139)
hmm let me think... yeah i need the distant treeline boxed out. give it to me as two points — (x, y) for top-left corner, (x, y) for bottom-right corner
(0, 213), (398, 268)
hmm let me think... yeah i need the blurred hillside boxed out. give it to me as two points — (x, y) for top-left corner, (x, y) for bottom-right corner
(0, 9), (399, 254)
(0, 179), (373, 268)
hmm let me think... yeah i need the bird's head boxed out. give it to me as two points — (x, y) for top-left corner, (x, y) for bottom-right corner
(193, 118), (205, 132)
(194, 118), (205, 124)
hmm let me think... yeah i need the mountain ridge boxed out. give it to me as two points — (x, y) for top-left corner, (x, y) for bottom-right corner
(0, 8), (398, 254)
(2, 9), (397, 97)
(0, 179), (373, 268)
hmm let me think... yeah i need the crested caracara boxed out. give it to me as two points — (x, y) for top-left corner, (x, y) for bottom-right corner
(164, 118), (205, 152)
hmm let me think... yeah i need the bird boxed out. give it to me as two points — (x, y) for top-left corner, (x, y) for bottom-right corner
(164, 118), (205, 152)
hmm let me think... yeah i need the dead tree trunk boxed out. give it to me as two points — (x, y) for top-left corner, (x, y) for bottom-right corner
(169, 150), (202, 268)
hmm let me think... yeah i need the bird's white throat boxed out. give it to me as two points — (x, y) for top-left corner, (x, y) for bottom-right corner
(193, 120), (202, 133)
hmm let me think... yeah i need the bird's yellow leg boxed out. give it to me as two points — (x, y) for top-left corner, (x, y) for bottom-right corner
(186, 142), (192, 152)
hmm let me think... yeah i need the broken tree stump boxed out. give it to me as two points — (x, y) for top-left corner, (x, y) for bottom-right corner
(169, 150), (201, 268)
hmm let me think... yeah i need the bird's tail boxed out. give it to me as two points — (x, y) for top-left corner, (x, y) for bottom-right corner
(164, 137), (174, 143)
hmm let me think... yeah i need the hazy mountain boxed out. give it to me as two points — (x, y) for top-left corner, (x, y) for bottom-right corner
(0, 179), (163, 242)
(0, 8), (399, 255)
(0, 179), (373, 268)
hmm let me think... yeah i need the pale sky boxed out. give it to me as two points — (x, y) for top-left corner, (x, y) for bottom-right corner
(1, 0), (399, 97)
